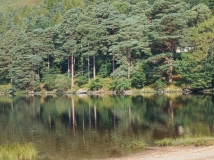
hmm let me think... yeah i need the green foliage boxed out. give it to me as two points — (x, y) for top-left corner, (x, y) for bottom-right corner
(32, 16), (54, 30)
(112, 1), (130, 14)
(98, 63), (111, 78)
(121, 139), (147, 149)
(109, 78), (131, 91)
(0, 0), (213, 91)
(177, 16), (214, 89)
(0, 0), (43, 11)
(89, 78), (103, 91)
(55, 74), (70, 91)
(41, 67), (59, 90)
(154, 79), (167, 90)
(131, 63), (146, 89)
(76, 76), (88, 87)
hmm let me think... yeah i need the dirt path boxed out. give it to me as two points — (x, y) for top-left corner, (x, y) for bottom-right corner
(103, 145), (214, 160)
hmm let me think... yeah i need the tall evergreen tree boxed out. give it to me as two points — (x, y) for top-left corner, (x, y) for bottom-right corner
(111, 14), (150, 79)
(56, 8), (82, 87)
(149, 0), (190, 83)
(0, 26), (21, 82)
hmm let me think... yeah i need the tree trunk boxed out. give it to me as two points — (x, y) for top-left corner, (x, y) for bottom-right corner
(168, 63), (173, 83)
(112, 55), (115, 73)
(88, 56), (90, 81)
(38, 67), (40, 79)
(128, 52), (131, 79)
(68, 56), (70, 78)
(81, 56), (84, 76)
(71, 54), (74, 88)
(48, 55), (50, 69)
(93, 55), (96, 80)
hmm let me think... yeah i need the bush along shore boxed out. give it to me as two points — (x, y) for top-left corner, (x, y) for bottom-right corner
(154, 136), (214, 147)
(0, 83), (199, 95)
(0, 87), (185, 95)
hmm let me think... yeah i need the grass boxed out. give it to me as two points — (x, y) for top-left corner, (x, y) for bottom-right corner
(154, 136), (214, 147)
(121, 139), (147, 149)
(0, 143), (37, 160)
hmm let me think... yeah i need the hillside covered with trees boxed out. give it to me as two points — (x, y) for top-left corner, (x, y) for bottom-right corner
(0, 0), (214, 92)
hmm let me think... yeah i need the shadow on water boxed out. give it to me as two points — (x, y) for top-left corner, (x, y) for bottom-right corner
(0, 94), (214, 159)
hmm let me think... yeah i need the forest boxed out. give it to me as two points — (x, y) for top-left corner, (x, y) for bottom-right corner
(0, 0), (214, 92)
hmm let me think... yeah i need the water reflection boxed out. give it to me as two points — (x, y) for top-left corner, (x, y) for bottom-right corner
(0, 94), (214, 159)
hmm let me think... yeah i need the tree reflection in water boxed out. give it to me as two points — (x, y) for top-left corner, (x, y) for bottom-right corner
(0, 94), (213, 159)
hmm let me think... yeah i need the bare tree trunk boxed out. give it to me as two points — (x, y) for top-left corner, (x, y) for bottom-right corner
(48, 55), (50, 69)
(128, 52), (131, 79)
(168, 63), (173, 83)
(112, 55), (115, 73)
(68, 56), (70, 78)
(93, 56), (96, 80)
(81, 56), (84, 76)
(88, 56), (90, 81)
(71, 54), (74, 88)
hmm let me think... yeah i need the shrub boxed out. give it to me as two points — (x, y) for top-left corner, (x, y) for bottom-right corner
(155, 79), (167, 90)
(75, 76), (88, 87)
(89, 78), (103, 91)
(41, 67), (59, 90)
(55, 74), (70, 91)
(109, 78), (131, 92)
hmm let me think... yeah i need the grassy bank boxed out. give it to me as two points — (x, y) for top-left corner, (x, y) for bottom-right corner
(154, 136), (214, 147)
(0, 143), (37, 160)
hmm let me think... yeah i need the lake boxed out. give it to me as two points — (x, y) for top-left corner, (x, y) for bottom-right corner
(0, 94), (214, 159)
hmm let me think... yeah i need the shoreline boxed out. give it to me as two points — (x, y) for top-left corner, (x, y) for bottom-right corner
(103, 145), (214, 160)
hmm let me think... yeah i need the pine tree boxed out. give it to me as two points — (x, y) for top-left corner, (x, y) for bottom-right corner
(56, 8), (82, 87)
(150, 0), (190, 83)
(0, 26), (21, 82)
(111, 14), (150, 79)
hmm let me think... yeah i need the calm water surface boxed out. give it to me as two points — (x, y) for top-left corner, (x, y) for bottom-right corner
(0, 94), (214, 159)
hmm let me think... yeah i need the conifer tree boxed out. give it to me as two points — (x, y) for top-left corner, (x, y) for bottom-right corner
(150, 0), (190, 83)
(56, 8), (82, 87)
(111, 14), (150, 79)
(0, 26), (21, 82)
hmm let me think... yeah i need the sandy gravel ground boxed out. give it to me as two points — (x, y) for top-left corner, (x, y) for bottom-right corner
(103, 145), (214, 160)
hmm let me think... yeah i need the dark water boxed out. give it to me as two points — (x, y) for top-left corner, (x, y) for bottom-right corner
(0, 94), (214, 159)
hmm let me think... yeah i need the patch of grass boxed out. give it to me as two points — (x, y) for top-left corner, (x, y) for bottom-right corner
(0, 142), (37, 160)
(154, 136), (214, 147)
(121, 139), (147, 149)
